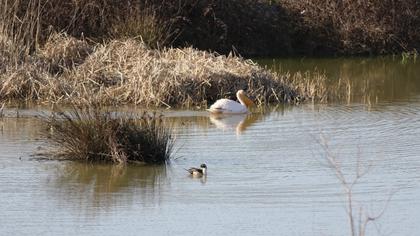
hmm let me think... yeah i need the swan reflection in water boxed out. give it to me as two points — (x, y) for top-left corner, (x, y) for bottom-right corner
(209, 113), (262, 135)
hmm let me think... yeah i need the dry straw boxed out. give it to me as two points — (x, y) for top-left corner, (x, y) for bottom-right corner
(43, 106), (174, 164)
(60, 39), (301, 107)
(1, 34), (331, 106)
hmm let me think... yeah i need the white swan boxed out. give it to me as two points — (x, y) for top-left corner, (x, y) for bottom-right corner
(207, 90), (254, 114)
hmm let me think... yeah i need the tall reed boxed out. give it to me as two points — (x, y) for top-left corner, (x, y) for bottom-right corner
(0, 0), (41, 67)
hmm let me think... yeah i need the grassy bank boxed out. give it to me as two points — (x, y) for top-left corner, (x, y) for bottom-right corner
(1, 32), (330, 106)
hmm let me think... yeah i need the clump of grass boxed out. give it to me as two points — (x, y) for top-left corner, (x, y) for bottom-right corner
(401, 50), (418, 64)
(44, 106), (174, 164)
(284, 70), (327, 102)
(286, 70), (368, 104)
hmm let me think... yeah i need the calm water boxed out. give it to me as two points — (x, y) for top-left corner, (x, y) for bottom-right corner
(1, 57), (420, 235)
(259, 56), (420, 103)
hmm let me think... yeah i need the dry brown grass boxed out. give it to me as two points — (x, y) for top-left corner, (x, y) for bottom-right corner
(0, 0), (41, 67)
(0, 63), (55, 101)
(278, 0), (420, 55)
(108, 4), (176, 48)
(2, 34), (328, 107)
(43, 106), (174, 164)
(2, 0), (420, 58)
(286, 71), (354, 103)
(60, 39), (302, 106)
(38, 33), (93, 74)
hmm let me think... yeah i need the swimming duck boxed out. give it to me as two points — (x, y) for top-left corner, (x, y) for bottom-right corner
(186, 164), (207, 176)
(207, 90), (255, 114)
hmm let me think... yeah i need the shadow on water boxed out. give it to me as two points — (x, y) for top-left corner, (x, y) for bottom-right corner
(48, 162), (168, 212)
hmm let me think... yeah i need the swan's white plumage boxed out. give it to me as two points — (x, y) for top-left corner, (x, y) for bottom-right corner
(207, 90), (254, 114)
(207, 98), (248, 114)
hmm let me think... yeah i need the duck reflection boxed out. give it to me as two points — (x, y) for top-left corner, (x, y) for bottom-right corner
(49, 162), (168, 212)
(209, 113), (262, 135)
(188, 173), (207, 184)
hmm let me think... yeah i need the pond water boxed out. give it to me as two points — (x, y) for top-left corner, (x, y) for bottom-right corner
(259, 56), (420, 103)
(1, 57), (420, 235)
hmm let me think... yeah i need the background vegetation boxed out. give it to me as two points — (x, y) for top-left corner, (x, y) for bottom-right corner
(2, 0), (418, 57)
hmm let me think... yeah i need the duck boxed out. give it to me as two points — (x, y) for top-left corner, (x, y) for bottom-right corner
(186, 164), (207, 176)
(207, 90), (255, 114)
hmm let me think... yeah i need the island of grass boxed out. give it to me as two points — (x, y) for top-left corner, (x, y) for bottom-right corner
(44, 106), (174, 164)
(1, 33), (333, 106)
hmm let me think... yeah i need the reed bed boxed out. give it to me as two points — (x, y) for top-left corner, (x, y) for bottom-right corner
(1, 34), (329, 106)
(0, 0), (42, 68)
(38, 33), (93, 74)
(286, 71), (354, 103)
(59, 39), (302, 106)
(44, 106), (174, 164)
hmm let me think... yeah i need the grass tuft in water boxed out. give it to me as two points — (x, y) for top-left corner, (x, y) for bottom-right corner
(401, 50), (418, 64)
(43, 106), (174, 164)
